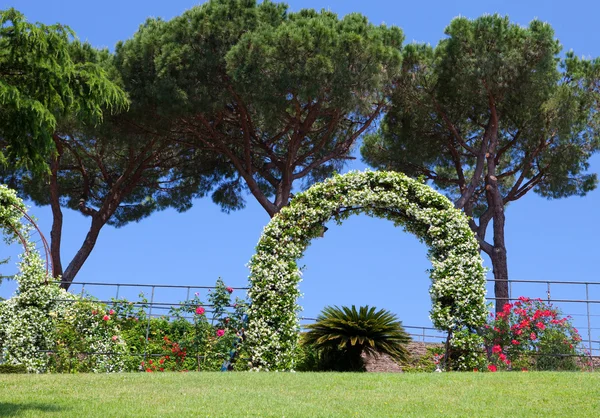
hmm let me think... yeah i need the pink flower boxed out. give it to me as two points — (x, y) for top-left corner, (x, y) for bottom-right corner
(111, 335), (118, 342)
(536, 322), (545, 330)
(487, 364), (497, 372)
(103, 315), (110, 321)
(511, 339), (520, 345)
(109, 309), (115, 315)
(530, 332), (537, 340)
(226, 287), (234, 294)
(216, 329), (225, 337)
(195, 306), (205, 315)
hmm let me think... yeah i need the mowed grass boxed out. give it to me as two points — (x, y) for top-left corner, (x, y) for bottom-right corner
(0, 372), (599, 417)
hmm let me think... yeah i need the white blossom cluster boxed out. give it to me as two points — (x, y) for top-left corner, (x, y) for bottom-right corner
(0, 186), (126, 372)
(246, 170), (487, 370)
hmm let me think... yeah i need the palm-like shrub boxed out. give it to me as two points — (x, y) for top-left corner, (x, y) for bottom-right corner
(302, 305), (410, 371)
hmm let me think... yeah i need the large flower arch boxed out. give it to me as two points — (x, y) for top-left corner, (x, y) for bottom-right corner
(246, 171), (488, 370)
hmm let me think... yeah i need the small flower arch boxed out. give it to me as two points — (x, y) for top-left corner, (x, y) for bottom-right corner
(246, 171), (488, 370)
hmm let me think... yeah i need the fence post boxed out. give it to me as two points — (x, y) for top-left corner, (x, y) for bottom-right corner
(142, 286), (156, 370)
(546, 282), (551, 303)
(586, 283), (594, 371)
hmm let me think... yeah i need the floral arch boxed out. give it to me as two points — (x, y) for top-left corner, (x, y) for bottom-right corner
(246, 171), (488, 371)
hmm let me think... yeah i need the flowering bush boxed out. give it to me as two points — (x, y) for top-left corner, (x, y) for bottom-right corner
(109, 278), (248, 372)
(483, 297), (583, 371)
(0, 186), (125, 373)
(247, 170), (487, 370)
(48, 299), (126, 373)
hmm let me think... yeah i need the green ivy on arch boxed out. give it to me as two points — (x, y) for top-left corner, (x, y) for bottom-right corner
(246, 170), (488, 371)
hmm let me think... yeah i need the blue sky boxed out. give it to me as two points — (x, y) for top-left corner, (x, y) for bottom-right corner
(2, 0), (600, 342)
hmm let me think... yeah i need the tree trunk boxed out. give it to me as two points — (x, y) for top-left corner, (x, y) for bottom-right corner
(49, 155), (64, 278)
(487, 179), (510, 313)
(59, 218), (103, 290)
(490, 241), (510, 313)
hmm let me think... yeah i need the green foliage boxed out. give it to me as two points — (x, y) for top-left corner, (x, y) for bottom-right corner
(246, 170), (487, 371)
(0, 8), (128, 172)
(46, 299), (127, 373)
(0, 363), (26, 373)
(115, 0), (403, 215)
(302, 305), (410, 371)
(362, 14), (600, 206)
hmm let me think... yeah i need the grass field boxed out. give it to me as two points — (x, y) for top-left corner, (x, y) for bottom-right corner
(0, 372), (598, 417)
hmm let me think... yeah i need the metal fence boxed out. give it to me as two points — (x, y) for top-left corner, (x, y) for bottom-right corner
(2, 277), (599, 369)
(50, 277), (600, 356)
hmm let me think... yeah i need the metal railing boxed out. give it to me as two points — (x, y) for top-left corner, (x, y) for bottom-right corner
(2, 277), (599, 365)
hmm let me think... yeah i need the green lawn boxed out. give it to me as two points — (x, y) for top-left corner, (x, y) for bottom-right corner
(0, 372), (598, 417)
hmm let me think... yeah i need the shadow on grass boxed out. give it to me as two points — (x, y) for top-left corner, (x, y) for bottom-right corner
(0, 402), (68, 416)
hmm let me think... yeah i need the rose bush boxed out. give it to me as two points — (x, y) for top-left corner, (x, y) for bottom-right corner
(483, 297), (583, 371)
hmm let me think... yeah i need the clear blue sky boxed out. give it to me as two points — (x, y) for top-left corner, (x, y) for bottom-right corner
(2, 0), (600, 340)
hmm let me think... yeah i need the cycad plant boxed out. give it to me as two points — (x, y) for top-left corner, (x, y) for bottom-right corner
(302, 305), (410, 371)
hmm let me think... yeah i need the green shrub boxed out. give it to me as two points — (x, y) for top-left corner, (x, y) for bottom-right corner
(302, 305), (410, 372)
(0, 363), (27, 373)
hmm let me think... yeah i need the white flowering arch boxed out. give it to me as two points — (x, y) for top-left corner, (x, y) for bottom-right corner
(246, 171), (488, 370)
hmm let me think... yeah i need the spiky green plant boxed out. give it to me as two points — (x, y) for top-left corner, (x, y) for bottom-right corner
(302, 305), (410, 371)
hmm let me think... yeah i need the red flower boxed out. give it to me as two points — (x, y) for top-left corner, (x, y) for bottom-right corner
(498, 353), (507, 362)
(102, 315), (110, 321)
(536, 322), (545, 330)
(146, 368), (152, 373)
(502, 303), (513, 313)
(515, 329), (522, 336)
(473, 368), (479, 372)
(530, 332), (537, 340)
(487, 364), (497, 372)
(518, 296), (530, 302)
(195, 306), (205, 315)
(109, 309), (115, 315)
(159, 358), (165, 364)
(216, 329), (225, 337)
(492, 345), (502, 354)
(92, 310), (97, 315)
(226, 287), (234, 294)
(511, 339), (519, 345)
(521, 368), (528, 372)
